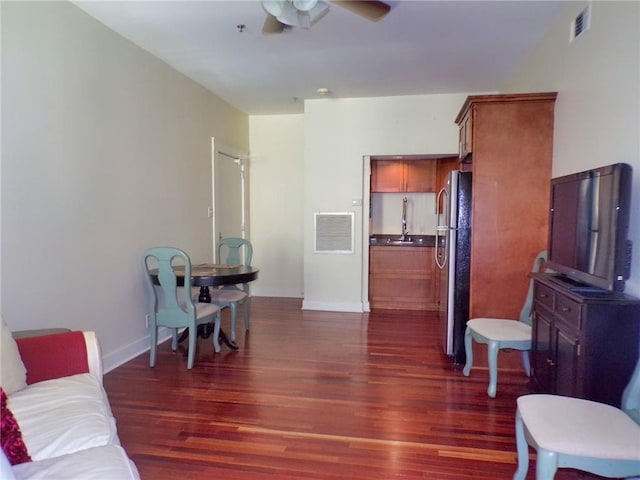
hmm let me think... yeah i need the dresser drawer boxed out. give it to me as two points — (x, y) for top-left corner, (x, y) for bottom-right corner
(534, 282), (555, 311)
(554, 293), (582, 330)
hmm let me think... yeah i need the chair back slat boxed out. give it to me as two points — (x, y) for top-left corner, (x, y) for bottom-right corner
(621, 354), (640, 424)
(216, 237), (253, 266)
(143, 247), (195, 329)
(518, 251), (548, 325)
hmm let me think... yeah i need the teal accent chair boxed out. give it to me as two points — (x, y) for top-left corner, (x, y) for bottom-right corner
(209, 238), (253, 343)
(143, 247), (221, 369)
(462, 251), (547, 397)
(513, 355), (640, 479)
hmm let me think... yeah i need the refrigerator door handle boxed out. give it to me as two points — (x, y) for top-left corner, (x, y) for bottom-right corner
(436, 187), (446, 224)
(435, 187), (449, 270)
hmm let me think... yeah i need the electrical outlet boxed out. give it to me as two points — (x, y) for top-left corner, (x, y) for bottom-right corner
(145, 314), (149, 328)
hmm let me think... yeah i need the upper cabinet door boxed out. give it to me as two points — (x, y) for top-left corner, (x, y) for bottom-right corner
(458, 109), (473, 160)
(405, 159), (436, 192)
(371, 159), (436, 193)
(371, 160), (405, 192)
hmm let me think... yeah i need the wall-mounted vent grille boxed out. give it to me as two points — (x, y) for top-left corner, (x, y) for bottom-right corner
(571, 4), (591, 42)
(314, 212), (354, 254)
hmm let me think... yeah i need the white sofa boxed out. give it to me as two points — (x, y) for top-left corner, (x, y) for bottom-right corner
(0, 319), (140, 480)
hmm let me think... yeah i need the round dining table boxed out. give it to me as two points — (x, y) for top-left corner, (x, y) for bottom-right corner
(151, 263), (259, 350)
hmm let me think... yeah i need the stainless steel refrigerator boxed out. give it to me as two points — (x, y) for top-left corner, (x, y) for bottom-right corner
(435, 170), (472, 365)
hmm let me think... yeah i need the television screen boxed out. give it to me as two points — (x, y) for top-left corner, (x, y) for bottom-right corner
(547, 163), (632, 293)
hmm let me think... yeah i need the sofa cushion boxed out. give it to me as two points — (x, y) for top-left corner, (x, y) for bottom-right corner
(0, 389), (31, 465)
(0, 317), (27, 395)
(8, 374), (119, 461)
(15, 332), (89, 385)
(11, 445), (140, 480)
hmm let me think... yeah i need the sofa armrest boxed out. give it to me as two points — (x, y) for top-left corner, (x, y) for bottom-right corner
(12, 327), (71, 339)
(14, 331), (103, 384)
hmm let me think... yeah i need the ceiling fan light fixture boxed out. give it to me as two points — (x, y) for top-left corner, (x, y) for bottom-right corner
(292, 0), (318, 12)
(276, 2), (301, 26)
(262, 0), (285, 17)
(262, 0), (329, 29)
(307, 1), (330, 24)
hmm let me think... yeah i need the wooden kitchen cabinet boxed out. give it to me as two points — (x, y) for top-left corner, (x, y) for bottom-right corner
(405, 159), (436, 192)
(455, 93), (557, 322)
(436, 156), (459, 192)
(530, 274), (640, 407)
(371, 159), (436, 193)
(435, 156), (459, 214)
(369, 246), (437, 311)
(458, 109), (473, 159)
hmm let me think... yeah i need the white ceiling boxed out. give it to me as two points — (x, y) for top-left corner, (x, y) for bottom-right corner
(73, 0), (572, 115)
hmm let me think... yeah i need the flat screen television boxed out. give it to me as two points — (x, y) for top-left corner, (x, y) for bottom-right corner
(547, 163), (633, 293)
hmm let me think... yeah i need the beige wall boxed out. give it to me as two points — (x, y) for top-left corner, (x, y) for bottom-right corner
(302, 95), (465, 311)
(248, 114), (304, 298)
(4, 1), (637, 368)
(1, 1), (249, 370)
(504, 1), (640, 297)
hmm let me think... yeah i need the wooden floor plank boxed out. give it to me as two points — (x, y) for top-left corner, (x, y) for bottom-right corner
(105, 297), (596, 479)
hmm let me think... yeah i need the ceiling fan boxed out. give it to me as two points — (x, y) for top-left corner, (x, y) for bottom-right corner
(261, 0), (391, 34)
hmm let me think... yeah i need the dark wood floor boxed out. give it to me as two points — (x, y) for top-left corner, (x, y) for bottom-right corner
(105, 297), (590, 480)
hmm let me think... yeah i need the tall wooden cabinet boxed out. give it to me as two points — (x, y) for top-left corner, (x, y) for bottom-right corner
(530, 274), (640, 407)
(455, 93), (557, 320)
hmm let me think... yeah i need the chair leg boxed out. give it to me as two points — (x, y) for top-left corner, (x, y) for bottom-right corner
(513, 411), (529, 480)
(462, 327), (473, 377)
(243, 297), (250, 331)
(535, 449), (559, 480)
(187, 327), (197, 369)
(487, 340), (499, 398)
(150, 325), (158, 367)
(171, 328), (178, 351)
(521, 350), (531, 377)
(212, 312), (221, 353)
(229, 303), (237, 343)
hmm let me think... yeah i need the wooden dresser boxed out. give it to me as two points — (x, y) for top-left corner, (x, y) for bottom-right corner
(530, 273), (640, 407)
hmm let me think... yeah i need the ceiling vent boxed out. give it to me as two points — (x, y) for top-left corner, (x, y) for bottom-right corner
(571, 4), (591, 42)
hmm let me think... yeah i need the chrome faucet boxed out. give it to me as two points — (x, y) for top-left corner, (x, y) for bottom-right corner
(400, 196), (409, 241)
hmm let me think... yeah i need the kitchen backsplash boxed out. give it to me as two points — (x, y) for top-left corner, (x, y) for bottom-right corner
(371, 192), (437, 236)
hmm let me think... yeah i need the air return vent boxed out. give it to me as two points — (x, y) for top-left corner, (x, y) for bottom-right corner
(571, 4), (590, 42)
(314, 212), (354, 254)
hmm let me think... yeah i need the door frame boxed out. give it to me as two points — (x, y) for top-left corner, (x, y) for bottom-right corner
(361, 155), (372, 312)
(211, 138), (250, 261)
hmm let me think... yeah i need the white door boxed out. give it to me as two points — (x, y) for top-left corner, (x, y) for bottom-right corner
(211, 138), (249, 261)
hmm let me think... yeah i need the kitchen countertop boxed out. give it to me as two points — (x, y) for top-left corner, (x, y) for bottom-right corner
(369, 234), (436, 247)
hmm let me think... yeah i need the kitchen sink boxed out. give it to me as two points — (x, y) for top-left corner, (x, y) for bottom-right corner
(369, 235), (432, 247)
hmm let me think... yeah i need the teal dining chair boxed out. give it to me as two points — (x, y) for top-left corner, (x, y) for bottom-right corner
(207, 238), (253, 344)
(463, 251), (547, 397)
(513, 354), (640, 479)
(143, 247), (221, 369)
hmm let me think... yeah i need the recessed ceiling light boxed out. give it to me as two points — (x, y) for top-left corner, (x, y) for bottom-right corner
(316, 87), (330, 95)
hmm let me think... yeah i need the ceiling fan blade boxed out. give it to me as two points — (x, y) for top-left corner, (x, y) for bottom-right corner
(333, 1), (390, 21)
(262, 14), (286, 34)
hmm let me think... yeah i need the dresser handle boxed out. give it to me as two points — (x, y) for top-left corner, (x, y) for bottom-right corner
(561, 307), (571, 313)
(546, 358), (556, 366)
(539, 294), (548, 299)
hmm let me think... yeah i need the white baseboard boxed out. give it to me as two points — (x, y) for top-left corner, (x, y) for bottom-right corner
(301, 300), (365, 313)
(102, 327), (172, 374)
